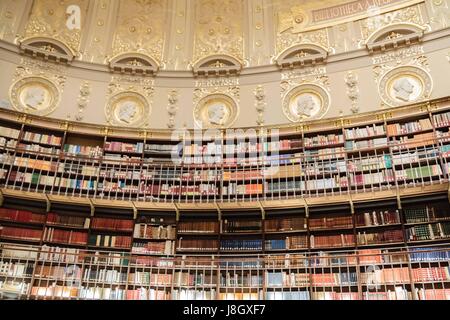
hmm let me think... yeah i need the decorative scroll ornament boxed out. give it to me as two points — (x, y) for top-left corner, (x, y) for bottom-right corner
(167, 90), (179, 129)
(345, 72), (359, 114)
(254, 85), (266, 126)
(282, 83), (330, 122)
(75, 81), (91, 121)
(105, 75), (154, 127)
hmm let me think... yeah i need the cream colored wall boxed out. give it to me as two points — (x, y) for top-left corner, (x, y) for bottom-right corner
(0, 0), (449, 128)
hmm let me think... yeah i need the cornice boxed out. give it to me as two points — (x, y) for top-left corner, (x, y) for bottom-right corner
(1, 27), (449, 82)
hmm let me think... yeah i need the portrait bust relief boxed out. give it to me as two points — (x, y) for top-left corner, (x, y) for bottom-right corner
(23, 86), (47, 110)
(194, 94), (238, 129)
(118, 101), (138, 123)
(379, 66), (432, 108)
(106, 92), (150, 127)
(295, 94), (317, 118)
(208, 103), (228, 125)
(392, 77), (415, 102)
(283, 84), (329, 123)
(10, 77), (59, 116)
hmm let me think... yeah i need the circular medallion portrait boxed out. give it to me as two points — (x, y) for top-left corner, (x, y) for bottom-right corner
(105, 92), (150, 127)
(194, 94), (238, 128)
(379, 66), (432, 107)
(282, 84), (330, 122)
(9, 77), (60, 116)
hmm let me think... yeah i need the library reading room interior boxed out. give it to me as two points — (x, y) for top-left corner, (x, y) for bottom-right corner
(1, 0), (450, 301)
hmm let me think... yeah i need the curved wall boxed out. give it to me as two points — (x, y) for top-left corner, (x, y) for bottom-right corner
(0, 0), (449, 129)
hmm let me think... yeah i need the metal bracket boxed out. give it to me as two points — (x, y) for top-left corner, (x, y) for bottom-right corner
(304, 199), (309, 218)
(88, 198), (95, 216)
(258, 200), (265, 220)
(349, 198), (354, 215)
(174, 203), (180, 222)
(44, 193), (51, 213)
(214, 202), (221, 221)
(447, 183), (450, 204)
(131, 202), (138, 220)
(396, 192), (402, 209)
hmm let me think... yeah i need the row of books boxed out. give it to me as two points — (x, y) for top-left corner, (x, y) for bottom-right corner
(177, 239), (218, 251)
(265, 272), (310, 287)
(0, 208), (46, 224)
(16, 142), (59, 155)
(0, 126), (20, 139)
(46, 213), (90, 229)
(345, 138), (388, 151)
(303, 134), (344, 147)
(91, 217), (134, 232)
(309, 216), (353, 230)
(220, 239), (263, 251)
(345, 124), (385, 140)
(87, 234), (132, 249)
(403, 206), (448, 224)
(356, 229), (404, 245)
(406, 222), (450, 241)
(43, 227), (88, 245)
(22, 131), (62, 146)
(433, 111), (450, 128)
(309, 234), (355, 248)
(264, 236), (308, 250)
(391, 132), (435, 150)
(63, 144), (103, 157)
(132, 241), (175, 255)
(265, 217), (307, 232)
(222, 219), (262, 233)
(386, 118), (433, 136)
(0, 226), (42, 241)
(177, 221), (218, 234)
(356, 210), (400, 227)
(104, 141), (144, 153)
(133, 224), (176, 239)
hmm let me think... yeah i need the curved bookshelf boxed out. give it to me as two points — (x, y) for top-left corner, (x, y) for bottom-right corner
(2, 97), (450, 300)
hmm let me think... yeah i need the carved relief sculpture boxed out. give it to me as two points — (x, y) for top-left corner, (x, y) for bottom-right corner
(167, 90), (178, 129)
(254, 85), (266, 126)
(345, 71), (359, 113)
(75, 81), (90, 121)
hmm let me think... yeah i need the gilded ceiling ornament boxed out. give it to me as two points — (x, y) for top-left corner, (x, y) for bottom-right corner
(112, 0), (166, 64)
(193, 0), (244, 63)
(254, 85), (266, 126)
(23, 0), (88, 54)
(345, 71), (359, 114)
(75, 81), (91, 121)
(167, 90), (179, 129)
(359, 5), (424, 45)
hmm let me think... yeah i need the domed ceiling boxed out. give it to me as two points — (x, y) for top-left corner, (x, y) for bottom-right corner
(0, 0), (429, 70)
